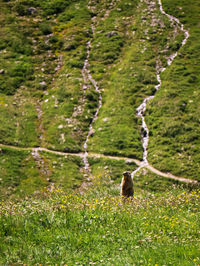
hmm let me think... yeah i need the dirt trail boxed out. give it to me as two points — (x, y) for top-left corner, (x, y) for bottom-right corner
(0, 143), (198, 184)
(146, 164), (198, 184)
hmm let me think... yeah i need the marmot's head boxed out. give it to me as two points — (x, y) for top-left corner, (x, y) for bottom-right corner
(123, 171), (131, 180)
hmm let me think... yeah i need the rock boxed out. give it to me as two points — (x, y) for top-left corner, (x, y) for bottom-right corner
(64, 44), (75, 51)
(89, 128), (95, 136)
(106, 31), (118, 38)
(27, 7), (37, 15)
(141, 16), (147, 21)
(39, 81), (47, 89)
(61, 133), (65, 142)
(0, 69), (5, 74)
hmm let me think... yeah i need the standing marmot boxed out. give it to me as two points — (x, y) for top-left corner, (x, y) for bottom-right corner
(120, 171), (134, 197)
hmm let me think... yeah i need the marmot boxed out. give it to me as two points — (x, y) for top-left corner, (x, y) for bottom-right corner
(120, 171), (134, 197)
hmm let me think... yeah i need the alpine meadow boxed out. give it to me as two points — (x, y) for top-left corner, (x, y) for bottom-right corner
(0, 0), (199, 264)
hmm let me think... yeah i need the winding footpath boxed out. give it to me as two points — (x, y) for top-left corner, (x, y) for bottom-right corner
(0, 0), (198, 186)
(0, 143), (198, 184)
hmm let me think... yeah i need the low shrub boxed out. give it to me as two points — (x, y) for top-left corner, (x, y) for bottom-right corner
(39, 23), (52, 35)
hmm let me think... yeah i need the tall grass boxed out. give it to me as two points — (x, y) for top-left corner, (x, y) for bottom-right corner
(0, 176), (199, 265)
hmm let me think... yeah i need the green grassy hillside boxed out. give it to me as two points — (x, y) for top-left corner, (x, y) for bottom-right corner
(146, 0), (200, 179)
(0, 0), (200, 263)
(0, 0), (199, 197)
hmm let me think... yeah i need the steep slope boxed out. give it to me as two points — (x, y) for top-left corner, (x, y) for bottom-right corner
(0, 0), (199, 199)
(146, 0), (200, 179)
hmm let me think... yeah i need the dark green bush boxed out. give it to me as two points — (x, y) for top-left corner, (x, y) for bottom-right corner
(0, 39), (7, 50)
(15, 3), (27, 16)
(10, 38), (32, 55)
(0, 77), (23, 95)
(0, 60), (33, 95)
(58, 12), (74, 22)
(39, 23), (52, 35)
(49, 35), (58, 43)
(9, 62), (33, 78)
(68, 60), (83, 69)
(86, 91), (98, 102)
(41, 0), (70, 15)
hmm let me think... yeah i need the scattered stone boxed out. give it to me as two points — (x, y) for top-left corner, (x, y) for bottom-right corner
(89, 128), (95, 136)
(61, 133), (65, 142)
(64, 44), (75, 51)
(27, 7), (37, 15)
(39, 81), (47, 88)
(141, 16), (147, 21)
(106, 31), (118, 38)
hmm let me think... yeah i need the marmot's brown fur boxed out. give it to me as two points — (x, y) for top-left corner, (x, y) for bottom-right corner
(120, 171), (134, 197)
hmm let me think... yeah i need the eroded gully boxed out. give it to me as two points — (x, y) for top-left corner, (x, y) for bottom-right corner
(131, 0), (190, 178)
(82, 1), (116, 174)
(82, 37), (102, 174)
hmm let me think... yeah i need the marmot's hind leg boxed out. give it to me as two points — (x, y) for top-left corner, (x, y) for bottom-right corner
(126, 187), (134, 197)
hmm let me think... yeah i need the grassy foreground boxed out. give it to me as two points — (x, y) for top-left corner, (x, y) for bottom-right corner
(0, 176), (199, 265)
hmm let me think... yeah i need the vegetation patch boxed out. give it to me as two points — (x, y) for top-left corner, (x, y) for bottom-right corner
(38, 151), (84, 191)
(0, 147), (42, 200)
(146, 0), (200, 180)
(0, 181), (199, 264)
(89, 157), (137, 183)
